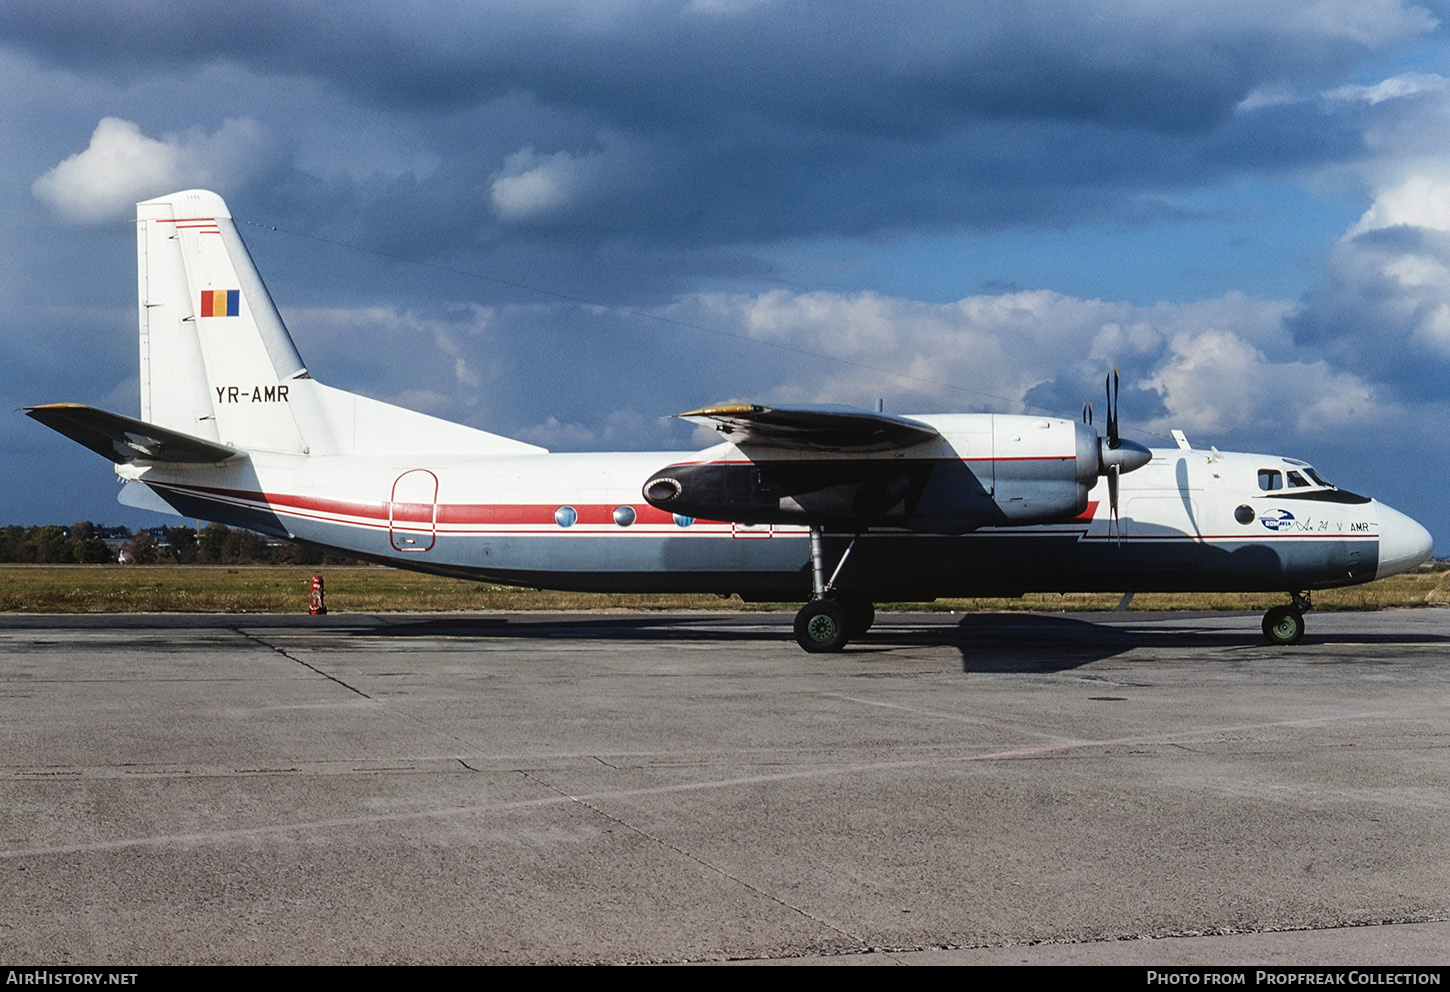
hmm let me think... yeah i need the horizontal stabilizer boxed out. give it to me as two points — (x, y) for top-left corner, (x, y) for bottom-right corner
(678, 403), (939, 452)
(26, 404), (241, 464)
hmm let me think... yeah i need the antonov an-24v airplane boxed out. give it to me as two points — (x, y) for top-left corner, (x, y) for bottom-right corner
(28, 190), (1435, 651)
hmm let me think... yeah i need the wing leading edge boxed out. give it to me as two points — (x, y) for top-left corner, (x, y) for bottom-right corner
(26, 404), (242, 464)
(678, 403), (939, 452)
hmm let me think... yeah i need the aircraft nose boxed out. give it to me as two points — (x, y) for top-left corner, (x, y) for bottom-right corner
(1376, 502), (1435, 579)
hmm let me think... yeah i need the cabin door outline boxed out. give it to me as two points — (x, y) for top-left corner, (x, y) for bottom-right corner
(389, 469), (439, 552)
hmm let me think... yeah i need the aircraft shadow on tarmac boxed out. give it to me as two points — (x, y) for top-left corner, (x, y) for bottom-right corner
(910, 612), (1448, 673)
(334, 612), (1126, 673)
(936, 613), (1252, 673)
(340, 610), (1450, 676)
(337, 614), (786, 643)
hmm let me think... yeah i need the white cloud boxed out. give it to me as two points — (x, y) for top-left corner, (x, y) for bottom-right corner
(1107, 0), (1435, 48)
(1321, 74), (1450, 237)
(281, 286), (1390, 453)
(1277, 69), (1450, 374)
(32, 117), (280, 224)
(487, 135), (653, 224)
(662, 287), (1384, 443)
(287, 302), (503, 367)
(1146, 329), (1387, 436)
(515, 408), (678, 450)
(1349, 173), (1450, 235)
(1328, 71), (1450, 105)
(1279, 0), (1437, 46)
(1235, 84), (1304, 113)
(1273, 72), (1450, 376)
(490, 146), (598, 222)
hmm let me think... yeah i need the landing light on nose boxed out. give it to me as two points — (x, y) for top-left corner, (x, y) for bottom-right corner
(1375, 503), (1435, 579)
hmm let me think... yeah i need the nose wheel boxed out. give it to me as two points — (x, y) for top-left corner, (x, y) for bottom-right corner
(1262, 592), (1311, 646)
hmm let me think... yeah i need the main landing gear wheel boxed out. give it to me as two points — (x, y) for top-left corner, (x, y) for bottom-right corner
(1262, 605), (1305, 646)
(795, 599), (850, 653)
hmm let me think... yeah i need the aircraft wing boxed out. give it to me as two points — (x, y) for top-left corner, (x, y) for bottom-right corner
(26, 404), (242, 464)
(678, 403), (939, 452)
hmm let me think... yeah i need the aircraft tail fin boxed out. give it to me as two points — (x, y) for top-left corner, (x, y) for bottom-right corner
(135, 190), (543, 457)
(137, 190), (308, 453)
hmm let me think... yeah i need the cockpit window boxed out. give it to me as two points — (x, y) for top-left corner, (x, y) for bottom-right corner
(1258, 462), (1366, 503)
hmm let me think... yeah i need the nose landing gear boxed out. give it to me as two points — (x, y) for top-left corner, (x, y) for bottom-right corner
(1262, 591), (1311, 646)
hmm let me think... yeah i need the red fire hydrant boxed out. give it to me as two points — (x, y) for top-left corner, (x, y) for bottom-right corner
(309, 574), (327, 615)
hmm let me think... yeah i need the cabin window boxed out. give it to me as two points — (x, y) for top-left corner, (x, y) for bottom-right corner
(555, 505), (578, 528)
(1257, 469), (1282, 491)
(613, 505), (636, 527)
(1287, 470), (1310, 488)
(673, 514), (695, 527)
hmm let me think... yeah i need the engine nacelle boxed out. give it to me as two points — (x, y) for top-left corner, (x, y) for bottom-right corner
(642, 416), (1147, 533)
(643, 460), (923, 528)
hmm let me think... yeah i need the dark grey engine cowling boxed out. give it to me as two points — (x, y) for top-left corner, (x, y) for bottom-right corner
(643, 459), (933, 529)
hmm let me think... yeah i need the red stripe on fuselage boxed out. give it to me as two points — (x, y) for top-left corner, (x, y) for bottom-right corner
(152, 482), (689, 529)
(661, 456), (1075, 466)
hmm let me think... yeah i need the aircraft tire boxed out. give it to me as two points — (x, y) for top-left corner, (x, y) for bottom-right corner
(795, 599), (850, 653)
(1262, 605), (1305, 646)
(834, 593), (875, 638)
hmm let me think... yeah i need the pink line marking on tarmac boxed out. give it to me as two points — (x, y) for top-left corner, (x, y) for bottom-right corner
(4, 702), (1443, 860)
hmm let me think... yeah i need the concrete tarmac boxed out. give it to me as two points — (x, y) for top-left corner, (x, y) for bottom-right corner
(0, 609), (1447, 966)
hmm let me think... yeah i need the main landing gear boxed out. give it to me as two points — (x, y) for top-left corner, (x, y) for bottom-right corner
(1262, 591), (1311, 646)
(794, 528), (875, 653)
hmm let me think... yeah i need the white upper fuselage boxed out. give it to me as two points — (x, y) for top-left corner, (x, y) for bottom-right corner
(117, 428), (1433, 592)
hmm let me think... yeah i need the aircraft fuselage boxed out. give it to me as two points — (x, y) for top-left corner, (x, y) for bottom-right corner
(118, 439), (1427, 602)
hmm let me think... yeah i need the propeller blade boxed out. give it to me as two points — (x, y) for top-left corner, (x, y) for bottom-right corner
(1103, 371), (1111, 447)
(1107, 367), (1120, 448)
(1108, 464), (1121, 543)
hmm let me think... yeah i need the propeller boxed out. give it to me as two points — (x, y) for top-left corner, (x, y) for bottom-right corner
(1094, 366), (1151, 540)
(1107, 368), (1121, 537)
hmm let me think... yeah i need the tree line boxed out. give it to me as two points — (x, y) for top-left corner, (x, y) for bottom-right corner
(0, 522), (359, 566)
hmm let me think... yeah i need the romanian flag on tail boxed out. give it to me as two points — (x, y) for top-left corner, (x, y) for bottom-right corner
(200, 289), (239, 317)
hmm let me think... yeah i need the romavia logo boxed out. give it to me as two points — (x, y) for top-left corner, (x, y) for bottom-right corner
(1260, 508), (1295, 532)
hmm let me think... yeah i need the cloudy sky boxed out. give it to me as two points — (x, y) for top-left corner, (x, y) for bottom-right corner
(3, 0), (1448, 553)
